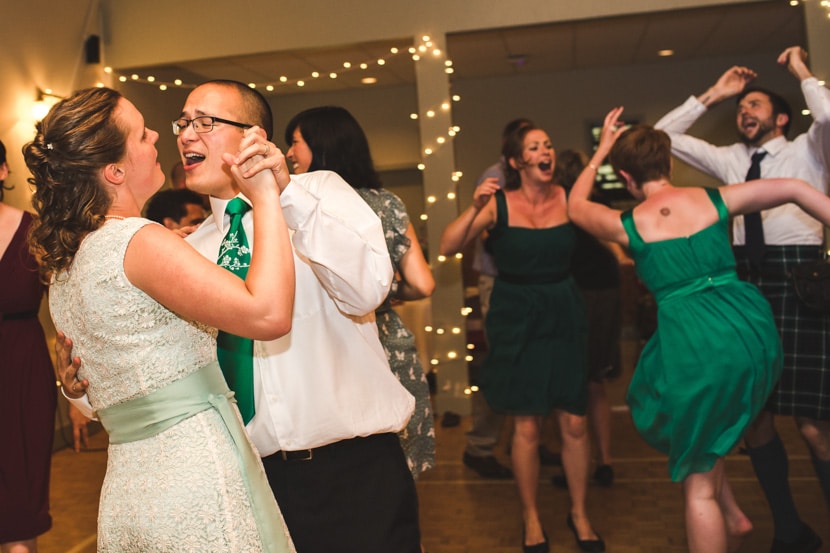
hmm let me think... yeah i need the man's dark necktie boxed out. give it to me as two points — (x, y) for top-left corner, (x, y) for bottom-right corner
(216, 198), (255, 424)
(744, 150), (768, 266)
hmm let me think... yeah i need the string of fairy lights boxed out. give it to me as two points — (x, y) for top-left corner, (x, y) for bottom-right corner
(791, 0), (830, 17)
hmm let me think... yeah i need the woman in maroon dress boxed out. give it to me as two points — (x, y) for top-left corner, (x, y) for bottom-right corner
(0, 139), (57, 552)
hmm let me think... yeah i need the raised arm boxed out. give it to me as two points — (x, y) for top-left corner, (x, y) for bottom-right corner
(567, 107), (629, 246)
(126, 153), (295, 341)
(721, 177), (830, 227)
(696, 66), (757, 108)
(440, 177), (500, 256)
(397, 222), (435, 301)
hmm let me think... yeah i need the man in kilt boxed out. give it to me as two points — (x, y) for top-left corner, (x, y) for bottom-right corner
(656, 46), (829, 553)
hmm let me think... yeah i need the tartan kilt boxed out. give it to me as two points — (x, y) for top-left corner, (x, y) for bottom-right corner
(735, 245), (830, 420)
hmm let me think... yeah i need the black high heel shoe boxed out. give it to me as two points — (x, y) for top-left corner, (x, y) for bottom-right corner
(521, 530), (549, 553)
(566, 515), (605, 553)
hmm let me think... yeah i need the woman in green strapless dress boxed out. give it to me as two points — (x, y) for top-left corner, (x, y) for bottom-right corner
(568, 107), (830, 553)
(442, 126), (602, 553)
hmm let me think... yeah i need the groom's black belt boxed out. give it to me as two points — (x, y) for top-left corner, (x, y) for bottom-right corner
(271, 432), (395, 462)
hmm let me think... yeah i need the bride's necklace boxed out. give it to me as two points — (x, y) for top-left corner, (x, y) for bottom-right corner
(104, 215), (126, 220)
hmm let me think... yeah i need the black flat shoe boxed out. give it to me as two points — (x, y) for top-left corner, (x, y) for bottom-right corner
(566, 515), (605, 553)
(522, 530), (549, 553)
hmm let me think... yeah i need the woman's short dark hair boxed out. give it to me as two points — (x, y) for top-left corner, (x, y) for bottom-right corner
(608, 125), (672, 187)
(284, 106), (381, 189)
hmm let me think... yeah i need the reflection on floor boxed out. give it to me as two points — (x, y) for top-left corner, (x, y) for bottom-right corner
(44, 338), (828, 553)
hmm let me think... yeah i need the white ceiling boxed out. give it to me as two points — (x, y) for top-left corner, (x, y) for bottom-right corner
(118, 1), (805, 97)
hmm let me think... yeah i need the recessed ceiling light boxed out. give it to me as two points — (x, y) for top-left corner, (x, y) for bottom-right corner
(658, 49), (675, 57)
(361, 77), (377, 85)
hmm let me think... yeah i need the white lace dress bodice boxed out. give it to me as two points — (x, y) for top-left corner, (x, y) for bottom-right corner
(50, 218), (291, 552)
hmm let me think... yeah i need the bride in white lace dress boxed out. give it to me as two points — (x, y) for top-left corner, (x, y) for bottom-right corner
(24, 87), (296, 553)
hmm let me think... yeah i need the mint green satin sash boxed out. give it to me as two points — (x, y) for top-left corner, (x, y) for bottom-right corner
(655, 269), (739, 304)
(97, 361), (294, 553)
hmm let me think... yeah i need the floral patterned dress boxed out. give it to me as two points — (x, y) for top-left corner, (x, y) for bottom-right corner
(357, 188), (436, 478)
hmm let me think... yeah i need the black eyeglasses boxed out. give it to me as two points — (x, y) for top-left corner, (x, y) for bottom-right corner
(172, 115), (252, 136)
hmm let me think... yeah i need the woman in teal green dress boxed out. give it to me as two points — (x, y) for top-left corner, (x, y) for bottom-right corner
(568, 107), (830, 553)
(442, 126), (602, 553)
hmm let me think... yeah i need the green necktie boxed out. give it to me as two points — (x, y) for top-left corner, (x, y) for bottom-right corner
(216, 198), (255, 424)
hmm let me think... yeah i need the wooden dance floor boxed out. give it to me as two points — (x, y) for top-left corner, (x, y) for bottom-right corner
(44, 339), (828, 552)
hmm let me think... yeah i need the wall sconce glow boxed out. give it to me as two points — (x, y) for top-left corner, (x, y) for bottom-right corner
(32, 88), (62, 121)
(657, 49), (674, 57)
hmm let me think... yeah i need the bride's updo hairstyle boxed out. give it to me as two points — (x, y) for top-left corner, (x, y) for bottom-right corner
(24, 87), (126, 282)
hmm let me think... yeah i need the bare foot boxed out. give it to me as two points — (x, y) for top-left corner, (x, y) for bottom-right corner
(726, 514), (753, 553)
